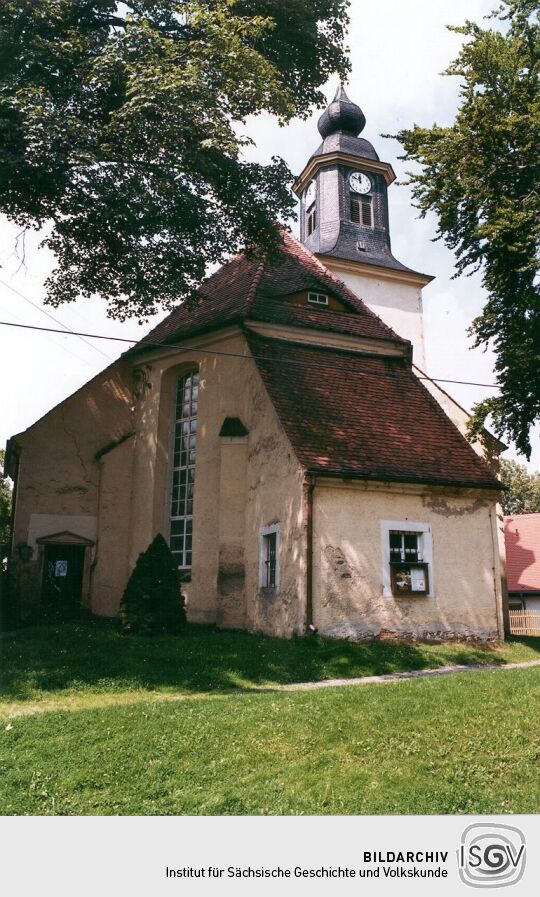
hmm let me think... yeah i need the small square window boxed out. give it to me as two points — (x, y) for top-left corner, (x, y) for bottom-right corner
(307, 292), (329, 306)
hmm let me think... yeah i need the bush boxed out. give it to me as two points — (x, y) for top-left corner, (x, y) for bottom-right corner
(120, 534), (186, 635)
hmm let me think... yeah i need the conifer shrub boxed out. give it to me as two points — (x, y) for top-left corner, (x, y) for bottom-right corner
(120, 534), (186, 635)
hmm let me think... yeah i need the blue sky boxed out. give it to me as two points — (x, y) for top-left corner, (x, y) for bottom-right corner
(1, 0), (538, 468)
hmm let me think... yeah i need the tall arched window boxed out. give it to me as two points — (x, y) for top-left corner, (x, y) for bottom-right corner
(169, 370), (199, 569)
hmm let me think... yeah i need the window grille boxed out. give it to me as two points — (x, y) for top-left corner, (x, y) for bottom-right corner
(259, 525), (279, 590)
(388, 530), (428, 596)
(169, 370), (199, 568)
(389, 531), (422, 563)
(263, 531), (277, 588)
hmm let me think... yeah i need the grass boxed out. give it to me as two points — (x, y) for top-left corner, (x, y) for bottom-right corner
(1, 621), (538, 815)
(1, 619), (539, 717)
(1, 669), (539, 815)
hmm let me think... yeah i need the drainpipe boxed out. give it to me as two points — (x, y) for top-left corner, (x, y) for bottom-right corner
(305, 475), (317, 634)
(489, 505), (508, 639)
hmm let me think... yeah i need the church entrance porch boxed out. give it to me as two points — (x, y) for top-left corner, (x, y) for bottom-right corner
(41, 543), (86, 619)
(35, 529), (96, 620)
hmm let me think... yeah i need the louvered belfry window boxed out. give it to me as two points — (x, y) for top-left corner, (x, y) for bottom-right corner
(350, 194), (373, 227)
(170, 370), (199, 568)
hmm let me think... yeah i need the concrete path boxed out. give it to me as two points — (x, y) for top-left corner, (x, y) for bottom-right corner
(277, 658), (540, 691)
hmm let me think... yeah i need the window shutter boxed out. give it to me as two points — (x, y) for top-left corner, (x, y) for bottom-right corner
(361, 199), (372, 227)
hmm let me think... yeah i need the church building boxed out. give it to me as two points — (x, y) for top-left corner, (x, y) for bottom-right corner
(6, 87), (506, 640)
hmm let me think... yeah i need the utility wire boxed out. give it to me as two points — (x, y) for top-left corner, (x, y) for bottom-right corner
(0, 278), (114, 362)
(0, 319), (501, 390)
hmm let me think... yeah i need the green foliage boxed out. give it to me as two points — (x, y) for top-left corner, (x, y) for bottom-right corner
(119, 534), (186, 634)
(0, 450), (12, 554)
(499, 457), (540, 514)
(394, 1), (540, 458)
(0, 0), (349, 320)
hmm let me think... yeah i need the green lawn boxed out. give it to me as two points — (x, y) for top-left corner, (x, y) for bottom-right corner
(1, 622), (539, 815)
(1, 619), (539, 716)
(1, 669), (539, 815)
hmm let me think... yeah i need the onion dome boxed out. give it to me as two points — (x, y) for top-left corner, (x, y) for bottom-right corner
(317, 84), (366, 139)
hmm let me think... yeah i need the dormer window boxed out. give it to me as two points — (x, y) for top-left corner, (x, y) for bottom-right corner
(351, 193), (373, 227)
(307, 292), (329, 306)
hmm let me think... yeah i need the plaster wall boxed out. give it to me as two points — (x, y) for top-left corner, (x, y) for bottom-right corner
(12, 360), (133, 546)
(242, 359), (306, 637)
(326, 266), (427, 370)
(313, 483), (503, 641)
(142, 331), (306, 634)
(10, 360), (134, 615)
(92, 437), (135, 616)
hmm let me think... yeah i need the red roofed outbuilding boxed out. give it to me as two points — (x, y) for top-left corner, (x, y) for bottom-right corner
(504, 514), (540, 612)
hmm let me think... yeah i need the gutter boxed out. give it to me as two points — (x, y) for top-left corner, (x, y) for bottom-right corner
(308, 468), (503, 493)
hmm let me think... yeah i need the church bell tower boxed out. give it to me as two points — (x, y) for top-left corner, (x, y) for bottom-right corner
(293, 85), (433, 370)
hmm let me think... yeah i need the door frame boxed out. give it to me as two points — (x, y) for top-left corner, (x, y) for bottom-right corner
(36, 530), (95, 612)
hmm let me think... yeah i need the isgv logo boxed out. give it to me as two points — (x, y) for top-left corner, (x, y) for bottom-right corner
(458, 823), (526, 888)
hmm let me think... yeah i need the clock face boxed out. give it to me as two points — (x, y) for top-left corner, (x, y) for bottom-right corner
(349, 171), (372, 194)
(305, 179), (316, 208)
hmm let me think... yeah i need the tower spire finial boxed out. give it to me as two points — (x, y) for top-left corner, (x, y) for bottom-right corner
(317, 83), (366, 139)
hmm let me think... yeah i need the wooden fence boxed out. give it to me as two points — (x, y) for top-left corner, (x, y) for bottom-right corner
(508, 610), (540, 636)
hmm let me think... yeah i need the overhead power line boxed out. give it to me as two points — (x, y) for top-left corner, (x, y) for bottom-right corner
(0, 278), (114, 362)
(0, 318), (501, 390)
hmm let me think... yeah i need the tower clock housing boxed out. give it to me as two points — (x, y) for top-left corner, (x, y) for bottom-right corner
(294, 85), (433, 369)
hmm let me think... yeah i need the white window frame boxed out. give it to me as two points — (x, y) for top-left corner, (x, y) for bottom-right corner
(380, 520), (434, 598)
(307, 292), (329, 306)
(259, 523), (280, 590)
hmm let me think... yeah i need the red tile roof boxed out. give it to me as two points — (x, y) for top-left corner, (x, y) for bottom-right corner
(248, 334), (502, 490)
(504, 514), (540, 592)
(135, 231), (407, 351)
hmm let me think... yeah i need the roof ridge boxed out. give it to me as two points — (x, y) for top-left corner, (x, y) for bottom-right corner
(245, 256), (266, 314)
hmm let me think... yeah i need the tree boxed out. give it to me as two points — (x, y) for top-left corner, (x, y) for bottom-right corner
(0, 450), (12, 555)
(499, 458), (540, 514)
(0, 0), (349, 320)
(394, 1), (540, 458)
(120, 533), (186, 634)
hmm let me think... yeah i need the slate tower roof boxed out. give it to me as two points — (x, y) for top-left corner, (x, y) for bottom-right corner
(294, 86), (431, 282)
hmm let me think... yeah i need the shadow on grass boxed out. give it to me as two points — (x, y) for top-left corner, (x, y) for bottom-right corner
(2, 619), (536, 702)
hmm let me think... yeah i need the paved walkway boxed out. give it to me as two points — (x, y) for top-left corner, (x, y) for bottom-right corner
(277, 658), (540, 691)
